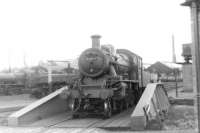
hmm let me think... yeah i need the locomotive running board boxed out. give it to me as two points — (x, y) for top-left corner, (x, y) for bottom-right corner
(7, 86), (70, 126)
(130, 83), (170, 130)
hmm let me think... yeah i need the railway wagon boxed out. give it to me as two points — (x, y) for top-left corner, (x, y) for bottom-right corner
(61, 35), (154, 118)
(0, 66), (78, 96)
(0, 73), (26, 95)
(29, 73), (78, 98)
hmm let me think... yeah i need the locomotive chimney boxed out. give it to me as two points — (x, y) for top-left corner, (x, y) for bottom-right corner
(91, 35), (101, 49)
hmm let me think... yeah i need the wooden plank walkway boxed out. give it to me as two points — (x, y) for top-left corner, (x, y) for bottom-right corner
(28, 108), (133, 129)
(0, 126), (196, 133)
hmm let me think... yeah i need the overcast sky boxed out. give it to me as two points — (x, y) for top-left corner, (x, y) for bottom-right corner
(0, 0), (191, 70)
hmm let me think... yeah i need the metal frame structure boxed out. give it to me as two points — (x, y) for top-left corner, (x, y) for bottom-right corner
(182, 0), (200, 132)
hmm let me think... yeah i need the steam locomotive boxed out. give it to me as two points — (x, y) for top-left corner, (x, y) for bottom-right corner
(61, 35), (151, 119)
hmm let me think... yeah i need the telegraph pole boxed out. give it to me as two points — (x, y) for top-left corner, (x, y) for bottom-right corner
(47, 66), (52, 93)
(182, 0), (200, 132)
(172, 34), (178, 97)
(8, 50), (11, 73)
(172, 34), (176, 63)
(23, 52), (27, 68)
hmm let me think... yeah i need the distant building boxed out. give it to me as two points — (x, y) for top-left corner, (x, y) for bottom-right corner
(146, 61), (182, 81)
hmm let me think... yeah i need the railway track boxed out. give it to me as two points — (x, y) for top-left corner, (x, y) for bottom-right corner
(28, 107), (134, 133)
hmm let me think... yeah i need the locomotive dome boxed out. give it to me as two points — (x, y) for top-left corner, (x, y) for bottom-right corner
(78, 48), (109, 78)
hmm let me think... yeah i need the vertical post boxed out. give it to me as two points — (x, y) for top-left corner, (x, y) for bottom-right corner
(172, 34), (177, 63)
(182, 0), (200, 132)
(8, 50), (11, 73)
(48, 66), (52, 93)
(172, 34), (178, 97)
(192, 2), (200, 132)
(174, 69), (178, 97)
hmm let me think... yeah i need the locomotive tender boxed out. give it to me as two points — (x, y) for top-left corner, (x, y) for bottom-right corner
(62, 35), (146, 118)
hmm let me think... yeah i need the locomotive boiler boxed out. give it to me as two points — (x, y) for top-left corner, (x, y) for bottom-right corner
(62, 35), (144, 118)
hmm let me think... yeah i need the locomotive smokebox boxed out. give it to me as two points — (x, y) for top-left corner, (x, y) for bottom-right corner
(91, 35), (101, 49)
(78, 48), (110, 78)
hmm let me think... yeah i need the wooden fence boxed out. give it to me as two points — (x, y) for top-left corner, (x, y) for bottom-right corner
(162, 81), (183, 91)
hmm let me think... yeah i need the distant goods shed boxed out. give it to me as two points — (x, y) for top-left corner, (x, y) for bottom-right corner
(146, 61), (182, 81)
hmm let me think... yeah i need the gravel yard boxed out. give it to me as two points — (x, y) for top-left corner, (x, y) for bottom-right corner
(0, 94), (36, 109)
(163, 87), (196, 130)
(0, 94), (36, 126)
(163, 105), (196, 130)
